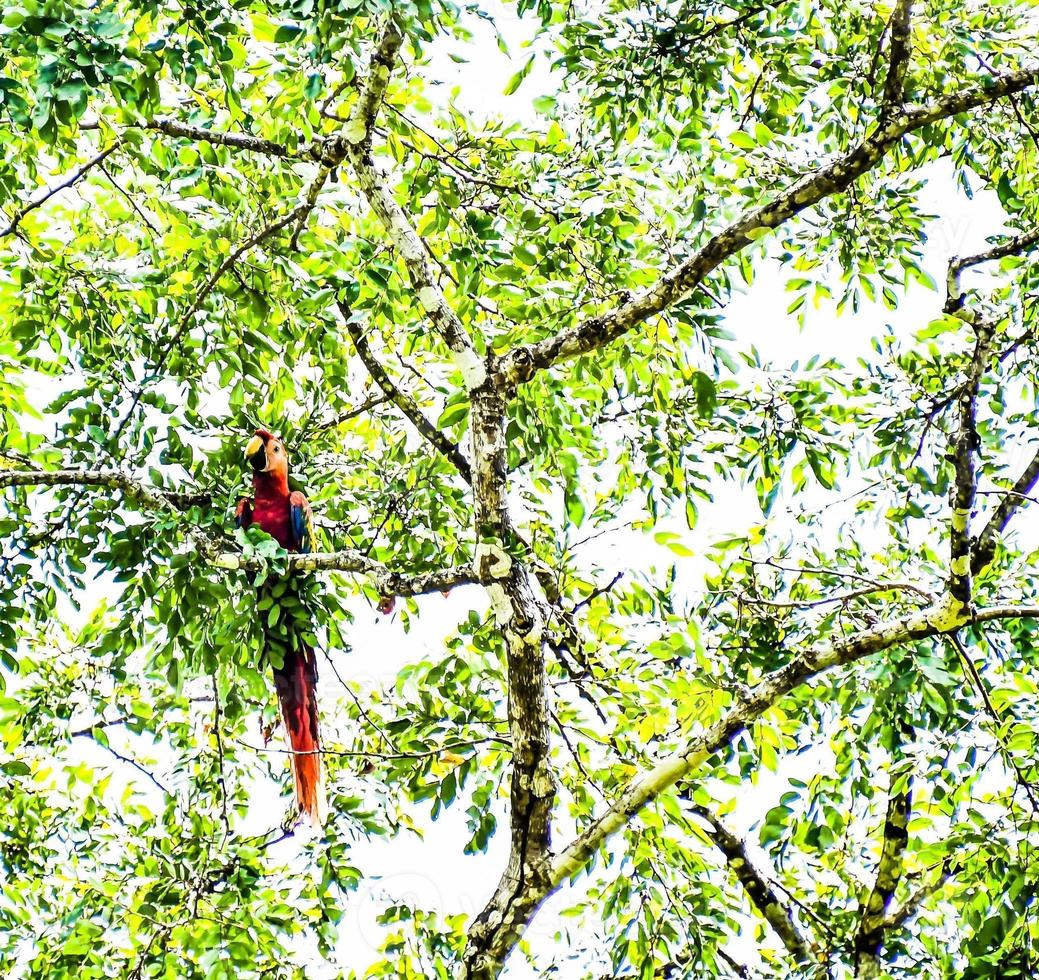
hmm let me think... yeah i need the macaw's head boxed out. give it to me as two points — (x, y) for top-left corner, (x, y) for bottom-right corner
(244, 428), (289, 480)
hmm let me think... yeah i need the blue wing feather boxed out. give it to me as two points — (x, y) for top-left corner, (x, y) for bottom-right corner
(235, 498), (252, 530)
(289, 491), (313, 554)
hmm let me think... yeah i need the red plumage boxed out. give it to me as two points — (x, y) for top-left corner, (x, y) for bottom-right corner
(238, 429), (322, 824)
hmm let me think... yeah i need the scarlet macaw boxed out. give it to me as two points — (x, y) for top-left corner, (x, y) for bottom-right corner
(236, 428), (322, 823)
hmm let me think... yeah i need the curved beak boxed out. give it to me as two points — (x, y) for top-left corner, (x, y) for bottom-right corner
(245, 435), (268, 472)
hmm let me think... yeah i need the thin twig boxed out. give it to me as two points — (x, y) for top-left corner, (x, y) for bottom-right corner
(312, 393), (392, 431)
(88, 736), (172, 795)
(972, 447), (1039, 574)
(1, 141), (122, 239)
(320, 648), (398, 752)
(212, 672), (230, 840)
(949, 632), (1039, 814)
(946, 225), (1039, 313)
(337, 301), (472, 481)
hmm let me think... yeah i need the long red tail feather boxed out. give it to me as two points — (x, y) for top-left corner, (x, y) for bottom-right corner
(272, 643), (323, 824)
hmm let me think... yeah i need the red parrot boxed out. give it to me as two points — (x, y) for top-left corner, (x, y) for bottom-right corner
(235, 428), (323, 824)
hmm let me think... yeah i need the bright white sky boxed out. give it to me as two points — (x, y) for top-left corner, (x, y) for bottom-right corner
(17, 3), (1032, 977)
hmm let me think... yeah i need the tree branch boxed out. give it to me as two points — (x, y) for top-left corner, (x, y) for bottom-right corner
(689, 801), (816, 965)
(211, 548), (477, 597)
(93, 203), (306, 457)
(497, 63), (1039, 385)
(947, 326), (993, 609)
(881, 0), (915, 110)
(945, 224), (1039, 314)
(878, 871), (948, 931)
(972, 446), (1039, 574)
(1, 141), (122, 240)
(0, 467), (211, 511)
(464, 382), (555, 978)
(76, 731), (172, 796)
(289, 18), (405, 248)
(85, 116), (300, 159)
(289, 163), (334, 249)
(344, 20), (404, 147)
(854, 720), (913, 979)
(941, 225), (1039, 580)
(339, 22), (477, 359)
(92, 25), (477, 365)
(1, 466), (476, 596)
(949, 632), (1039, 813)
(69, 715), (130, 739)
(736, 580), (933, 610)
(337, 301), (472, 481)
(180, 205), (307, 334)
(312, 392), (392, 431)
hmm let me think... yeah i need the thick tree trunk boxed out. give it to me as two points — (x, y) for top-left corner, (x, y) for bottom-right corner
(463, 380), (556, 979)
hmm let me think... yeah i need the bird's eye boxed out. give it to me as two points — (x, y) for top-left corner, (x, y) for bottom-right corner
(273, 446), (280, 453)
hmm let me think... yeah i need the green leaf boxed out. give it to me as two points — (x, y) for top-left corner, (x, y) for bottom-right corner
(503, 54), (535, 95)
(437, 401), (470, 428)
(274, 23), (303, 42)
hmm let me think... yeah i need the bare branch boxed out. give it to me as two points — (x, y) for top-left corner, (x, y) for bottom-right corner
(881, 1), (915, 109)
(345, 20), (404, 146)
(337, 301), (472, 481)
(464, 386), (556, 979)
(81, 64), (423, 167)
(211, 672), (230, 839)
(339, 22), (477, 359)
(0, 467), (211, 511)
(312, 393), (392, 431)
(179, 204), (306, 333)
(949, 632), (1039, 813)
(80, 113), (376, 169)
(854, 721), (913, 978)
(75, 731), (172, 796)
(346, 153), (477, 355)
(737, 580), (933, 610)
(974, 605), (1039, 623)
(289, 19), (404, 248)
(717, 947), (752, 979)
(202, 825), (297, 894)
(572, 571), (625, 613)
(240, 736), (507, 764)
(104, 117), (298, 159)
(1, 141), (122, 240)
(69, 715), (130, 739)
(98, 162), (161, 234)
(211, 548), (477, 597)
(1, 466), (476, 596)
(289, 163), (334, 249)
(946, 224), (1039, 313)
(972, 446), (1039, 574)
(941, 226), (1039, 582)
(947, 327), (993, 609)
(497, 63), (1039, 385)
(878, 872), (948, 931)
(750, 557), (934, 598)
(689, 801), (816, 965)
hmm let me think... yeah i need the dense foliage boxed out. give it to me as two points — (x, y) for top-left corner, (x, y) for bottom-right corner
(2, 0), (1039, 977)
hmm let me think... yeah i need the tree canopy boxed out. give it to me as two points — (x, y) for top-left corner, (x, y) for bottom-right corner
(2, 0), (1039, 977)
